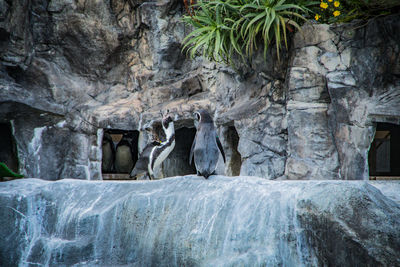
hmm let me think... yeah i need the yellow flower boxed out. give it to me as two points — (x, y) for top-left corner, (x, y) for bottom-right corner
(334, 1), (340, 7)
(315, 14), (321, 20)
(333, 10), (340, 16)
(328, 0), (333, 2)
(320, 2), (328, 9)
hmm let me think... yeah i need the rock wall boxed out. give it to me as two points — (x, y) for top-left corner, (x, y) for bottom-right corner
(1, 177), (399, 266)
(0, 0), (399, 180)
(286, 19), (400, 180)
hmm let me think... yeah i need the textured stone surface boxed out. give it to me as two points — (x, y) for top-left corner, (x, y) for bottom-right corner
(0, 0), (287, 180)
(286, 17), (400, 180)
(0, 0), (399, 180)
(0, 177), (399, 266)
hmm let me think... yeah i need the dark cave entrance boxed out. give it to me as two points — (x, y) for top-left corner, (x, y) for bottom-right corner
(0, 122), (19, 173)
(225, 126), (242, 176)
(162, 127), (197, 177)
(101, 129), (139, 179)
(369, 122), (400, 179)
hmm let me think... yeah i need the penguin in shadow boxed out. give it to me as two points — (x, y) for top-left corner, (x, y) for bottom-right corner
(115, 132), (139, 173)
(102, 132), (115, 173)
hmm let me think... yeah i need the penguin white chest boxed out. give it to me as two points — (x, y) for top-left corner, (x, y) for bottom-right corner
(115, 146), (133, 173)
(154, 140), (175, 168)
(148, 139), (175, 176)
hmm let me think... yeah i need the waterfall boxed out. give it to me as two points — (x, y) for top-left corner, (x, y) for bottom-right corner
(0, 177), (399, 266)
(27, 126), (47, 177)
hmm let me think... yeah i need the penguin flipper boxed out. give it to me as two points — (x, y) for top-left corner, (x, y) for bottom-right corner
(216, 136), (226, 163)
(130, 143), (155, 177)
(189, 137), (196, 165)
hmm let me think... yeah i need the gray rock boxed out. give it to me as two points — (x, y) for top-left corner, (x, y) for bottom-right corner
(0, 177), (399, 266)
(286, 107), (340, 179)
(1, 0), (400, 181)
(293, 23), (336, 49)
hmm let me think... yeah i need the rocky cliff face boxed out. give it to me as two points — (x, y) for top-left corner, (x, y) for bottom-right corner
(1, 177), (399, 266)
(286, 19), (400, 180)
(0, 0), (399, 180)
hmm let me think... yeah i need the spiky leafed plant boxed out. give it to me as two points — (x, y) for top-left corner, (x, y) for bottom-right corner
(182, 0), (241, 64)
(182, 0), (308, 64)
(235, 0), (307, 60)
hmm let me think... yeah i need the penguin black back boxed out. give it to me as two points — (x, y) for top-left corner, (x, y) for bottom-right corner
(190, 109), (225, 179)
(102, 132), (115, 173)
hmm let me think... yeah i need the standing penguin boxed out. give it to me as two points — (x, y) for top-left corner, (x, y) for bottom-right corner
(130, 113), (175, 180)
(115, 132), (138, 173)
(102, 132), (115, 173)
(190, 109), (226, 179)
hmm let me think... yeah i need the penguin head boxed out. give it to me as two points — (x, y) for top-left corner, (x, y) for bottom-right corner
(118, 132), (135, 147)
(162, 113), (175, 138)
(194, 109), (213, 124)
(162, 115), (173, 129)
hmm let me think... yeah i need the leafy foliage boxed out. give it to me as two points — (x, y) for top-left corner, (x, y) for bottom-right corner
(182, 0), (308, 64)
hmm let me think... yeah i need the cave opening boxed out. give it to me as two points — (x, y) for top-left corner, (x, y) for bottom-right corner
(0, 122), (19, 173)
(101, 129), (139, 179)
(225, 126), (242, 176)
(162, 127), (197, 177)
(369, 122), (400, 180)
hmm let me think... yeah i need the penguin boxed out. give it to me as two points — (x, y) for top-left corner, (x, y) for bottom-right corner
(102, 132), (115, 173)
(189, 109), (226, 179)
(130, 113), (175, 180)
(115, 132), (138, 173)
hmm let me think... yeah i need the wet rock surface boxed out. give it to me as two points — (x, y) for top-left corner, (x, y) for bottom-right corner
(0, 177), (399, 266)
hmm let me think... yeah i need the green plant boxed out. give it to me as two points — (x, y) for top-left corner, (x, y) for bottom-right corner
(235, 0), (307, 60)
(182, 0), (239, 63)
(0, 162), (23, 178)
(182, 0), (308, 64)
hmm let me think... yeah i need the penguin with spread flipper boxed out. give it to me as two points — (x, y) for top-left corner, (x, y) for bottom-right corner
(190, 109), (225, 179)
(130, 112), (175, 180)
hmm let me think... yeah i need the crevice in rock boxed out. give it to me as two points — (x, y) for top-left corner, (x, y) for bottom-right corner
(0, 121), (19, 173)
(5, 65), (24, 82)
(224, 126), (242, 176)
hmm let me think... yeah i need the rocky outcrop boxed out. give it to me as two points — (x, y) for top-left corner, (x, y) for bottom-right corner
(286, 18), (400, 180)
(1, 177), (399, 266)
(0, 0), (288, 180)
(0, 0), (399, 180)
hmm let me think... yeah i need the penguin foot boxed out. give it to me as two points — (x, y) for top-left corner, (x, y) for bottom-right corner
(197, 171), (212, 179)
(203, 172), (211, 179)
